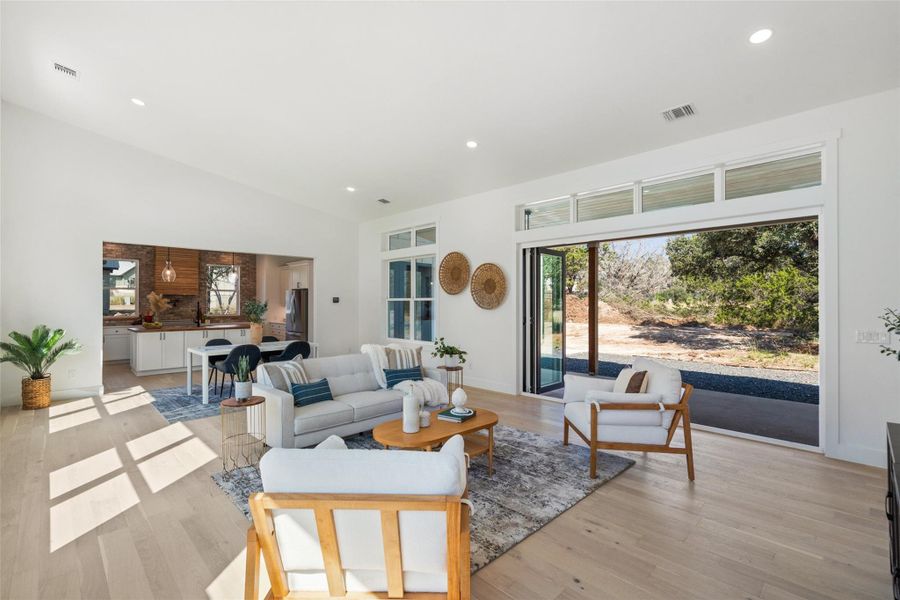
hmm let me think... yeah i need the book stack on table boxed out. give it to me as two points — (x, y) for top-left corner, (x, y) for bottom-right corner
(437, 407), (476, 423)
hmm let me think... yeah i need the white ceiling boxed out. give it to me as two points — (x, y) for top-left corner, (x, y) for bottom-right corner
(3, 1), (898, 222)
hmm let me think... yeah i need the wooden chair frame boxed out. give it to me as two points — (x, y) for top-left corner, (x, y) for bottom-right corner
(563, 383), (695, 481)
(246, 492), (471, 600)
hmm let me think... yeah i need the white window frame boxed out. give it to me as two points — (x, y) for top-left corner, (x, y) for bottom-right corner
(382, 223), (438, 343)
(385, 254), (436, 343)
(206, 264), (240, 316)
(518, 144), (825, 230)
(103, 257), (139, 318)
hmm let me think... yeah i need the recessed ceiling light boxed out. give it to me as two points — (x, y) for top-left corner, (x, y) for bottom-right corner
(345, 186), (356, 192)
(131, 98), (146, 107)
(466, 140), (478, 149)
(749, 28), (773, 44)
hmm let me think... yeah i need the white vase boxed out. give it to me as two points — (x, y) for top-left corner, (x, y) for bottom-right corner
(234, 380), (252, 400)
(444, 355), (460, 368)
(402, 391), (420, 434)
(419, 410), (431, 428)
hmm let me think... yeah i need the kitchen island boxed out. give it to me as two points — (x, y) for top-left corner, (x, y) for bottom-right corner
(128, 322), (251, 376)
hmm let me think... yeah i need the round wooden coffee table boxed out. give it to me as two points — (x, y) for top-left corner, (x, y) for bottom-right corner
(373, 408), (499, 476)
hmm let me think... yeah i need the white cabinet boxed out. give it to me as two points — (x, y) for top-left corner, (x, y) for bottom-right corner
(135, 332), (164, 371)
(131, 331), (185, 373)
(222, 328), (249, 343)
(161, 331), (185, 369)
(184, 331), (207, 352)
(103, 326), (131, 362)
(282, 261), (311, 290)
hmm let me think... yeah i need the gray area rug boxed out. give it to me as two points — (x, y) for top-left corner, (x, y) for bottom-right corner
(148, 385), (224, 423)
(211, 425), (633, 572)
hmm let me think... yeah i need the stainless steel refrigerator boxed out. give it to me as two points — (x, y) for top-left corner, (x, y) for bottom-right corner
(285, 288), (309, 341)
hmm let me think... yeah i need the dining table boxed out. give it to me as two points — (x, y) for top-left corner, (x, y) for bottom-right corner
(186, 340), (319, 404)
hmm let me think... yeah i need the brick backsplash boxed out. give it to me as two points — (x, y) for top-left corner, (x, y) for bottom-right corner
(103, 242), (256, 324)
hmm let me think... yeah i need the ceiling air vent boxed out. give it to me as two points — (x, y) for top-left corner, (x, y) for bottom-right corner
(53, 62), (78, 79)
(661, 103), (695, 122)
(377, 198), (391, 204)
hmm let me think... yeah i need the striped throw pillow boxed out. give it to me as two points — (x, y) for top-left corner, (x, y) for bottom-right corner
(383, 366), (423, 388)
(259, 361), (310, 392)
(291, 379), (333, 407)
(385, 346), (422, 370)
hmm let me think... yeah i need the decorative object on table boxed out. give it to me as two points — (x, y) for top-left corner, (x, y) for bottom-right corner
(470, 262), (507, 309)
(234, 355), (253, 400)
(451, 387), (469, 413)
(160, 246), (177, 282)
(243, 297), (268, 344)
(220, 395), (265, 472)
(146, 291), (172, 322)
(213, 425), (634, 574)
(439, 251), (470, 295)
(438, 406), (477, 423)
(0, 325), (82, 410)
(419, 410), (431, 428)
(880, 307), (899, 361)
(431, 337), (467, 366)
(402, 389), (420, 433)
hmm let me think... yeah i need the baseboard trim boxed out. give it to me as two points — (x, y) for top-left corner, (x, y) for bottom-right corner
(0, 384), (104, 407)
(691, 423), (823, 453)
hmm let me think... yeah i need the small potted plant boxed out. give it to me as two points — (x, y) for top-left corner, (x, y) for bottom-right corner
(234, 355), (252, 400)
(431, 337), (467, 367)
(243, 298), (268, 344)
(0, 325), (82, 410)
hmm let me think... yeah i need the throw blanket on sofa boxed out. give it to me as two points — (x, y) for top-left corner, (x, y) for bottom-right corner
(393, 378), (448, 408)
(360, 344), (390, 389)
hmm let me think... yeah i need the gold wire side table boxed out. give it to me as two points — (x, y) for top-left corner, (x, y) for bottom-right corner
(436, 365), (464, 397)
(221, 396), (266, 472)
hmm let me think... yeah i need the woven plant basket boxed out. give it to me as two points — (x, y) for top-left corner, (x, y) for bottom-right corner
(22, 376), (51, 410)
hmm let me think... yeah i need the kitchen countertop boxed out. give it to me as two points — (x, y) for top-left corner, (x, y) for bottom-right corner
(127, 322), (251, 333)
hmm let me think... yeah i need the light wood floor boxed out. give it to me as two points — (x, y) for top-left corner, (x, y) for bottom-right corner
(0, 363), (890, 599)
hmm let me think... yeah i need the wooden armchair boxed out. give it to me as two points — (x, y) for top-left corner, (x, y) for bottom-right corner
(245, 436), (471, 600)
(562, 358), (695, 480)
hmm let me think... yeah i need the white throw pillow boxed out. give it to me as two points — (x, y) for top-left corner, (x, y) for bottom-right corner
(314, 435), (348, 450)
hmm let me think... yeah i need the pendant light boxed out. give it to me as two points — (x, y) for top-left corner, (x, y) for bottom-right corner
(161, 247), (177, 282)
(228, 251), (238, 284)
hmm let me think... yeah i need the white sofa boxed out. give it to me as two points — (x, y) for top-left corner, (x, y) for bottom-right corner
(247, 435), (470, 597)
(253, 353), (447, 448)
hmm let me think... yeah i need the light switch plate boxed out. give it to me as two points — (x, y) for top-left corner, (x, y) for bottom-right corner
(855, 330), (890, 344)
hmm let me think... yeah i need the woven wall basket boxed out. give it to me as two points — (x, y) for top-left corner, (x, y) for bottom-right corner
(471, 263), (507, 309)
(439, 252), (470, 295)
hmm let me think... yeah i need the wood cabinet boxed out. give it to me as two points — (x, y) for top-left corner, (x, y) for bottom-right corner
(154, 247), (200, 295)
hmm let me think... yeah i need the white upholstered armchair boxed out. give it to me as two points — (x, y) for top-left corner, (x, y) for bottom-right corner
(562, 357), (695, 480)
(246, 435), (471, 600)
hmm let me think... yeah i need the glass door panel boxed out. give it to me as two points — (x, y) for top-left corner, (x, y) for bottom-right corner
(538, 249), (565, 392)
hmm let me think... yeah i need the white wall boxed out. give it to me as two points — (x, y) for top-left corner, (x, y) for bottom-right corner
(359, 88), (900, 467)
(0, 102), (359, 404)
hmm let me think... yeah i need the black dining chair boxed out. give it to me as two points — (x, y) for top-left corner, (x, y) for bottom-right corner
(214, 344), (262, 397)
(260, 336), (280, 363)
(269, 340), (311, 363)
(205, 338), (232, 391)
